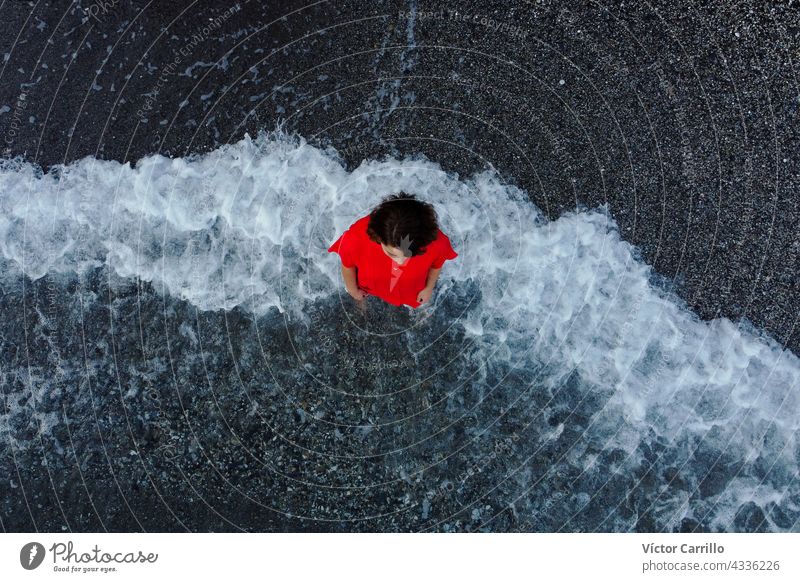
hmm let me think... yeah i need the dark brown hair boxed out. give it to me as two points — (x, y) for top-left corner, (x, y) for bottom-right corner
(366, 192), (439, 257)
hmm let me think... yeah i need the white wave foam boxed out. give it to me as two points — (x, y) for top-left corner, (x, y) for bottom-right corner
(1, 131), (797, 481)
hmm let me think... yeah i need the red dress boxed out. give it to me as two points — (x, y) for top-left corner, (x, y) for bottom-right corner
(328, 215), (458, 308)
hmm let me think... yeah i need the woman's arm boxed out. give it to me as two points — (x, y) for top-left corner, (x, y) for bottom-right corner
(342, 265), (366, 300)
(417, 267), (442, 305)
(424, 267), (442, 290)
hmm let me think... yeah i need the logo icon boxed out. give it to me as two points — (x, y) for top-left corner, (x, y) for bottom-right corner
(20, 542), (46, 570)
(398, 234), (413, 258)
(389, 234), (413, 292)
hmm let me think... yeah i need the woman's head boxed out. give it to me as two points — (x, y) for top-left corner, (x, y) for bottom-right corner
(367, 193), (439, 260)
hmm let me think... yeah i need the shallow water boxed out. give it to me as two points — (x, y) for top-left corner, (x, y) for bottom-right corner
(0, 132), (797, 531)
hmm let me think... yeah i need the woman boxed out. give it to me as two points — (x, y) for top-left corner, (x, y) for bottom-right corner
(328, 193), (458, 309)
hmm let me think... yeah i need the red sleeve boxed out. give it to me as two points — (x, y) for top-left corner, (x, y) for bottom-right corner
(431, 232), (458, 269)
(327, 224), (360, 268)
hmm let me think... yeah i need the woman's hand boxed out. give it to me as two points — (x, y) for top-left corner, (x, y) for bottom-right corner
(346, 285), (367, 301)
(416, 285), (433, 305)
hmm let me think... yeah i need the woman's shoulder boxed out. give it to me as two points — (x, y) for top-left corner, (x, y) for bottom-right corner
(432, 228), (454, 247)
(427, 228), (457, 263)
(351, 215), (371, 232)
(339, 215), (371, 239)
(435, 227), (451, 240)
(420, 229), (448, 254)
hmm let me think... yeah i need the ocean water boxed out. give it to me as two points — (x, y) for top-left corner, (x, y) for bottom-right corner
(0, 131), (797, 532)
